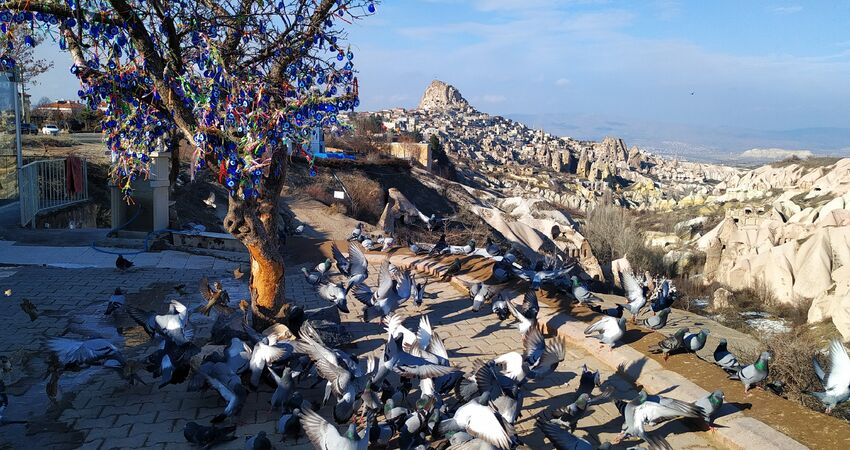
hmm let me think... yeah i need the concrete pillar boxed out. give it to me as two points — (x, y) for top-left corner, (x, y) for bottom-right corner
(148, 151), (171, 231)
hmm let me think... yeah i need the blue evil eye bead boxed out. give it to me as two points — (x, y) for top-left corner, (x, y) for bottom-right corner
(23, 35), (34, 47)
(309, 167), (317, 177)
(336, 52), (344, 61)
(347, 51), (353, 61)
(368, 3), (376, 13)
(64, 18), (76, 27)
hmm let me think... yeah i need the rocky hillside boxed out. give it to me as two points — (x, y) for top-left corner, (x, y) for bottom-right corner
(417, 79), (472, 111)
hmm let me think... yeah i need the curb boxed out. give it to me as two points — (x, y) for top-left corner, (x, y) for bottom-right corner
(379, 251), (808, 450)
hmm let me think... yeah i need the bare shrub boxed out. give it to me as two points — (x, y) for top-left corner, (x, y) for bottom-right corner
(582, 205), (671, 276)
(327, 202), (347, 215)
(304, 184), (332, 205)
(337, 173), (384, 223)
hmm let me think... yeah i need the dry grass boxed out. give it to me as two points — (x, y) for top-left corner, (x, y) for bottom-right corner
(769, 156), (841, 169)
(582, 205), (671, 277)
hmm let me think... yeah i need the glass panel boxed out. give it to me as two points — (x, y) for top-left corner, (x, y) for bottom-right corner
(0, 70), (21, 206)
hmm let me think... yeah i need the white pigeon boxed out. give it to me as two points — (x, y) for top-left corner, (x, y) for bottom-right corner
(806, 339), (850, 414)
(203, 192), (216, 208)
(584, 316), (626, 349)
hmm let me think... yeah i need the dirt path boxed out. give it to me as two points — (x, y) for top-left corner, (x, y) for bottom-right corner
(281, 195), (374, 241)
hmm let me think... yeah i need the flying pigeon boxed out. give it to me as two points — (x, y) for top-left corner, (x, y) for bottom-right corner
(649, 328), (688, 361)
(126, 299), (194, 345)
(729, 351), (771, 393)
(20, 298), (38, 321)
(197, 362), (247, 422)
(300, 267), (323, 286)
(469, 283), (495, 312)
(294, 224), (304, 235)
(618, 271), (647, 324)
(105, 288), (125, 316)
(650, 280), (674, 313)
(115, 254), (134, 271)
(300, 405), (370, 449)
(343, 242), (369, 290)
(553, 388), (613, 432)
(805, 339), (850, 413)
(641, 307), (670, 330)
(713, 339), (741, 372)
(183, 421), (236, 448)
(584, 316), (626, 350)
(537, 416), (598, 450)
(695, 389), (725, 428)
(618, 390), (703, 449)
(331, 243), (352, 276)
(577, 364), (602, 396)
(492, 295), (509, 321)
(317, 281), (349, 313)
(203, 192), (217, 208)
(436, 401), (516, 449)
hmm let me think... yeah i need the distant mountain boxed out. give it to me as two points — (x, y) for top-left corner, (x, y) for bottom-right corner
(418, 80), (472, 111)
(506, 113), (850, 164)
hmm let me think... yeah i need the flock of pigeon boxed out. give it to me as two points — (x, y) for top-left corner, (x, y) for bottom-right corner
(4, 220), (849, 450)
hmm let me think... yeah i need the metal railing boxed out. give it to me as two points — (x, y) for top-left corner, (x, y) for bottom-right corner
(19, 157), (89, 227)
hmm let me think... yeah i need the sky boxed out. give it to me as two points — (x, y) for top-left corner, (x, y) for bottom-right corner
(28, 0), (850, 156)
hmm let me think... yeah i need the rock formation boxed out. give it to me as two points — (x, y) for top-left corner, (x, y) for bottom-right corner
(417, 80), (471, 111)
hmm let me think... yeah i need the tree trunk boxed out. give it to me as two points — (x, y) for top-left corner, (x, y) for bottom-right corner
(222, 152), (290, 331)
(168, 134), (181, 190)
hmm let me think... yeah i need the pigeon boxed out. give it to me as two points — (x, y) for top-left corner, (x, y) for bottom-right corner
(277, 401), (302, 440)
(641, 307), (669, 330)
(505, 296), (536, 335)
(805, 339), (850, 413)
(244, 431), (272, 450)
(408, 238), (428, 255)
(300, 406), (370, 449)
(491, 255), (516, 283)
(412, 278), (427, 307)
(713, 339), (741, 372)
(537, 416), (598, 450)
(3, 289), (10, 297)
(268, 367), (294, 410)
(618, 271), (647, 324)
(183, 421), (236, 448)
(361, 235), (375, 251)
(516, 289), (540, 321)
(294, 224), (305, 235)
(233, 265), (245, 280)
(442, 239), (476, 256)
(492, 295), (509, 321)
(618, 389), (703, 449)
(484, 237), (502, 257)
(577, 364), (602, 396)
(199, 277), (232, 316)
(127, 300), (193, 344)
(203, 192), (217, 208)
(197, 362), (247, 422)
(331, 243), (352, 276)
(48, 337), (124, 369)
(571, 276), (601, 304)
(115, 254), (134, 271)
(247, 335), (293, 388)
(444, 259), (462, 278)
(553, 388), (613, 432)
(317, 281), (349, 313)
(20, 298), (38, 321)
(343, 242), (369, 290)
(650, 280), (674, 313)
(145, 338), (200, 388)
(584, 316), (626, 349)
(429, 234), (448, 255)
(380, 236), (396, 252)
(469, 283), (495, 312)
(355, 264), (412, 322)
(300, 267), (323, 286)
(683, 329), (709, 353)
(494, 326), (565, 382)
(436, 401), (515, 449)
(348, 222), (363, 241)
(589, 303), (624, 318)
(649, 328), (688, 361)
(105, 288), (125, 316)
(729, 351), (771, 393)
(695, 389), (724, 428)
(314, 258), (333, 276)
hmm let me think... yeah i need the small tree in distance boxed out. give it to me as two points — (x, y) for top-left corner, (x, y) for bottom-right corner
(0, 0), (377, 330)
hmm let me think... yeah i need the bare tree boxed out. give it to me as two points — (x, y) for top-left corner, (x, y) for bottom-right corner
(0, 0), (376, 329)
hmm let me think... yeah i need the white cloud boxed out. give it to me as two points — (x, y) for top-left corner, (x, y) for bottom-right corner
(555, 78), (571, 87)
(771, 5), (802, 14)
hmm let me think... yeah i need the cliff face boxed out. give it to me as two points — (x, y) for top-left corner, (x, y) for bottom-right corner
(417, 80), (472, 111)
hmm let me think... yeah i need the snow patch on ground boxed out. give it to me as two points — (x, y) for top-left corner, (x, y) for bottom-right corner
(740, 311), (791, 334)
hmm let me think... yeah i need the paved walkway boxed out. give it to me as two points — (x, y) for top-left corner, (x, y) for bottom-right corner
(0, 245), (723, 450)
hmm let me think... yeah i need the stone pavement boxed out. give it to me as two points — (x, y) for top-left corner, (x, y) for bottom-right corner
(0, 248), (724, 450)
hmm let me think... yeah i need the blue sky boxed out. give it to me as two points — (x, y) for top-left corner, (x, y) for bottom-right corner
(30, 1), (850, 152)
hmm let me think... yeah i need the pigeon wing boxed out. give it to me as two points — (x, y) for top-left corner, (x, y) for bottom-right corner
(348, 242), (368, 277)
(826, 339), (850, 392)
(621, 271), (644, 303)
(300, 408), (350, 449)
(199, 277), (213, 301)
(536, 418), (593, 450)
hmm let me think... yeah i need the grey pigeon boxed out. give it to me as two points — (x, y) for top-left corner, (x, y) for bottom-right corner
(729, 351), (771, 393)
(105, 288), (125, 316)
(492, 295), (509, 320)
(436, 401), (515, 449)
(183, 421), (237, 448)
(649, 328), (688, 361)
(299, 406), (369, 449)
(683, 329), (709, 352)
(619, 390), (703, 449)
(805, 339), (850, 413)
(537, 416), (599, 450)
(317, 281), (349, 313)
(412, 278), (427, 307)
(641, 307), (670, 330)
(198, 362), (247, 423)
(348, 222), (363, 241)
(268, 367), (294, 410)
(554, 388), (613, 432)
(694, 389), (724, 428)
(300, 267), (322, 286)
(331, 243), (352, 276)
(244, 431), (272, 450)
(571, 276), (601, 304)
(618, 271), (647, 324)
(589, 303), (624, 318)
(713, 339), (741, 372)
(344, 242), (369, 290)
(48, 337), (124, 369)
(469, 283), (494, 312)
(429, 234), (448, 255)
(578, 364), (602, 396)
(584, 316), (626, 349)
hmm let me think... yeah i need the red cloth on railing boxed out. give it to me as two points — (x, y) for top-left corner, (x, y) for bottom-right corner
(65, 156), (83, 195)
